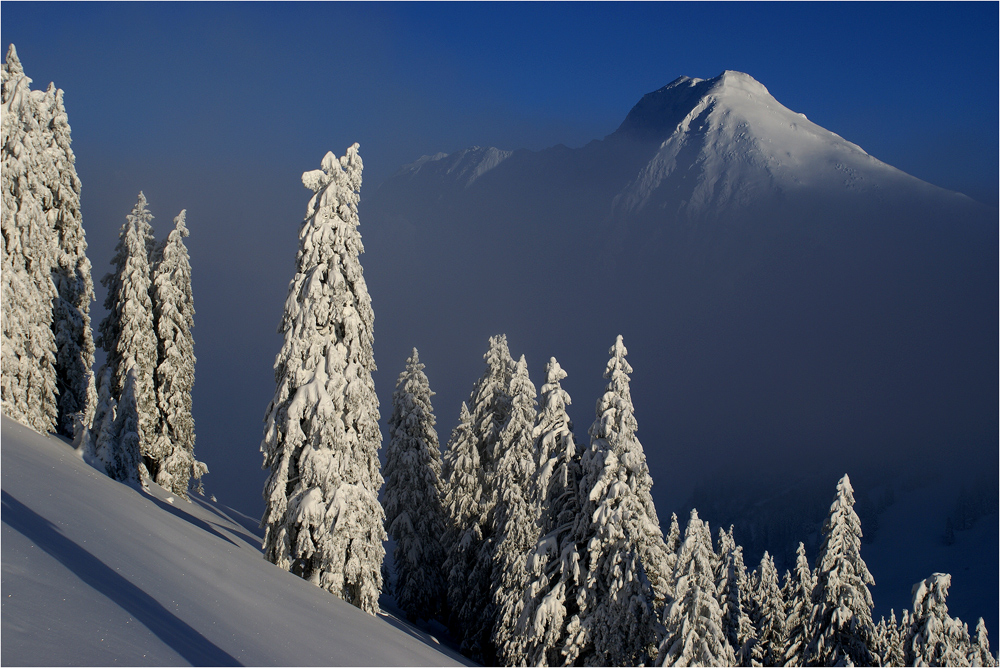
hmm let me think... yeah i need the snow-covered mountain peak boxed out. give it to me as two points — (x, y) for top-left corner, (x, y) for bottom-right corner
(609, 70), (925, 216)
(613, 70), (775, 143)
(713, 69), (772, 96)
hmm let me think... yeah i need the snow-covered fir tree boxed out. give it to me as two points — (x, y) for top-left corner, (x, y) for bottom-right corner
(103, 368), (144, 486)
(567, 337), (665, 666)
(41, 82), (95, 437)
(446, 334), (515, 660)
(592, 335), (671, 605)
(716, 526), (756, 665)
(971, 617), (997, 667)
(783, 541), (815, 666)
(441, 402), (484, 635)
(260, 145), (385, 614)
(566, 336), (669, 665)
(96, 193), (159, 476)
(904, 573), (973, 667)
(88, 366), (117, 474)
(150, 209), (205, 497)
(750, 551), (786, 667)
(491, 355), (539, 665)
(518, 358), (584, 667)
(1, 44), (59, 433)
(805, 474), (877, 666)
(876, 610), (905, 667)
(383, 348), (446, 622)
(658, 509), (735, 667)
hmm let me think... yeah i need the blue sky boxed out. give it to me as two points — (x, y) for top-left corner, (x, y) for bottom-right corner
(3, 2), (997, 201)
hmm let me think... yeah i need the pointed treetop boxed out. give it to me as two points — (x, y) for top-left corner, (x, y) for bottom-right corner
(612, 333), (626, 358)
(911, 573), (952, 615)
(544, 356), (567, 385)
(5, 43), (23, 76)
(302, 143), (362, 194)
(173, 209), (189, 237)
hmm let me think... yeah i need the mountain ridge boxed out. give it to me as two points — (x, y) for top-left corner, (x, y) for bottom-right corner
(381, 70), (984, 213)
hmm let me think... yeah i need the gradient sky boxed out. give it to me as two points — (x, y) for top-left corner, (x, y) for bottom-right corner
(2, 1), (996, 513)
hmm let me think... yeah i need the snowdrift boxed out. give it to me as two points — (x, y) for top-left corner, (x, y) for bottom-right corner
(0, 415), (468, 666)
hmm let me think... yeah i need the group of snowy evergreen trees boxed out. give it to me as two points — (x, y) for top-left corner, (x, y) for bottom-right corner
(383, 347), (997, 668)
(2, 44), (204, 497)
(87, 194), (204, 495)
(262, 143), (995, 667)
(2, 44), (94, 438)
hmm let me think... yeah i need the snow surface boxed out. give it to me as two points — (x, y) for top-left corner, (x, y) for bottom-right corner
(1, 415), (470, 666)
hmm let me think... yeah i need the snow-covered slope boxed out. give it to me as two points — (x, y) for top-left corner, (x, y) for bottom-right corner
(1, 415), (469, 666)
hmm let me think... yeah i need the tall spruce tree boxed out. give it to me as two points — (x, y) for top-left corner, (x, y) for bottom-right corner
(783, 541), (816, 667)
(971, 618), (997, 667)
(384, 348), (446, 622)
(491, 355), (539, 665)
(569, 336), (665, 666)
(716, 527), (756, 665)
(750, 551), (786, 667)
(104, 368), (143, 486)
(658, 510), (735, 667)
(518, 358), (584, 667)
(151, 210), (205, 497)
(441, 402), (484, 635)
(877, 610), (905, 667)
(446, 334), (515, 660)
(592, 335), (671, 605)
(88, 365), (117, 473)
(260, 145), (385, 614)
(1, 44), (59, 433)
(96, 193), (158, 477)
(805, 474), (877, 666)
(42, 83), (95, 437)
(904, 573), (972, 667)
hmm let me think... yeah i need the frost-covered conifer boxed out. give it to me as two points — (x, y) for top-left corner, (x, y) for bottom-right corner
(41, 84), (95, 437)
(593, 335), (671, 604)
(658, 509), (735, 667)
(518, 358), (584, 667)
(750, 551), (785, 667)
(491, 355), (539, 665)
(971, 617), (997, 667)
(716, 527), (756, 665)
(87, 366), (116, 474)
(97, 193), (159, 476)
(876, 610), (905, 667)
(665, 512), (681, 554)
(805, 474), (877, 666)
(1, 44), (59, 433)
(904, 573), (973, 667)
(441, 402), (483, 633)
(384, 348), (446, 622)
(104, 368), (143, 486)
(567, 337), (665, 666)
(566, 336), (668, 665)
(445, 335), (515, 660)
(260, 145), (385, 614)
(150, 210), (205, 497)
(783, 541), (816, 666)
